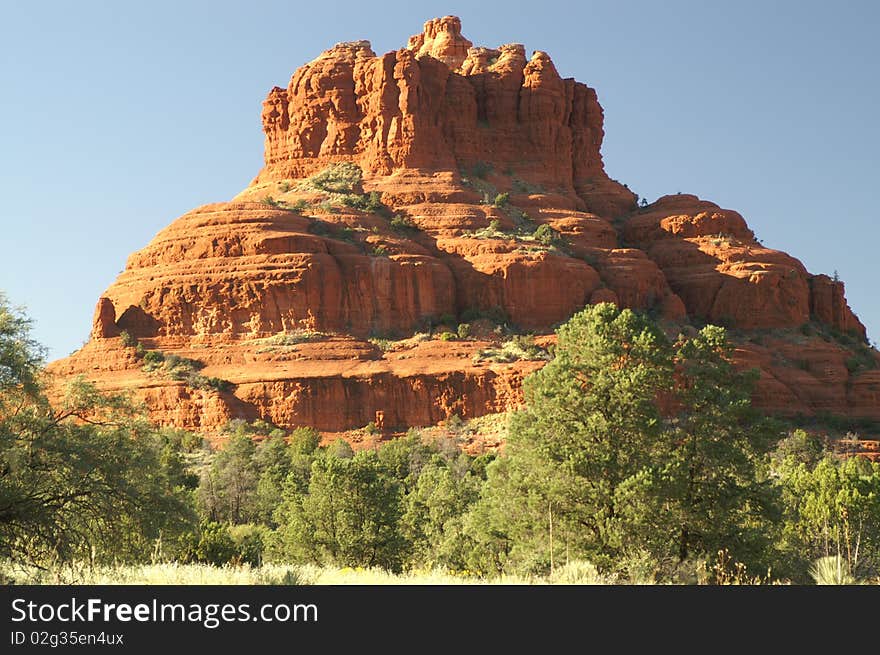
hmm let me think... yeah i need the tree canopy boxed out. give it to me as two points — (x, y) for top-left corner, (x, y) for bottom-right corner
(0, 294), (195, 566)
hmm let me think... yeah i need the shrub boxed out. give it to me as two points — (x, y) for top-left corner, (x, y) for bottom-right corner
(162, 354), (205, 381)
(119, 330), (137, 348)
(174, 429), (205, 452)
(256, 330), (326, 349)
(188, 375), (234, 393)
(305, 163), (363, 194)
(289, 427), (322, 455)
(457, 323), (471, 339)
(460, 307), (508, 326)
(340, 194), (363, 209)
(390, 214), (417, 232)
(279, 182), (292, 192)
(474, 335), (549, 363)
(810, 556), (855, 585)
(549, 560), (605, 585)
(511, 178), (544, 194)
(134, 342), (146, 358)
(228, 524), (267, 567)
(140, 350), (225, 392)
(470, 161), (492, 179)
(371, 245), (390, 257)
(180, 521), (237, 566)
(470, 219), (506, 239)
(290, 199), (309, 212)
(365, 191), (384, 212)
(141, 350), (165, 370)
(364, 421), (381, 435)
(533, 223), (563, 246)
(328, 438), (355, 459)
(438, 331), (456, 341)
(368, 337), (395, 351)
(309, 220), (331, 236)
(493, 192), (510, 208)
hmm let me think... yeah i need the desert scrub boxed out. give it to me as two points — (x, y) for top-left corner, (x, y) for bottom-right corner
(0, 562), (556, 585)
(474, 335), (550, 363)
(461, 410), (509, 432)
(371, 332), (431, 353)
(293, 565), (542, 585)
(465, 218), (563, 253)
(368, 337), (396, 351)
(0, 563), (304, 585)
(187, 375), (233, 393)
(141, 351), (203, 378)
(119, 330), (138, 348)
(467, 219), (507, 239)
(459, 164), (497, 200)
(297, 163), (388, 214)
(460, 306), (509, 327)
(511, 178), (544, 194)
(301, 162), (363, 194)
(468, 161), (492, 179)
(709, 233), (736, 247)
(533, 223), (565, 247)
(340, 190), (385, 212)
(254, 330), (327, 352)
(141, 350), (234, 392)
(507, 206), (537, 233)
(389, 213), (418, 233)
(308, 220), (332, 236)
(317, 200), (338, 214)
(493, 192), (510, 208)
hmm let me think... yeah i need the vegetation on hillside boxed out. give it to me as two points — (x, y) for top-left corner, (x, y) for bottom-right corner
(3, 293), (880, 584)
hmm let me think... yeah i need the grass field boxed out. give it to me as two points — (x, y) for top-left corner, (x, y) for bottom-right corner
(0, 561), (607, 585)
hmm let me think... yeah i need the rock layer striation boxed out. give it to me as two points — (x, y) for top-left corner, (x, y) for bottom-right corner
(49, 17), (879, 437)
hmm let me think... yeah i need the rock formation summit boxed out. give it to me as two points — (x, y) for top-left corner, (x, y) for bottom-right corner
(50, 17), (880, 442)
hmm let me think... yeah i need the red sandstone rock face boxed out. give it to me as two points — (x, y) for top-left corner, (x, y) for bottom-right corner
(624, 194), (866, 336)
(91, 297), (120, 339)
(47, 17), (879, 435)
(256, 16), (635, 217)
(407, 16), (473, 69)
(735, 336), (880, 418)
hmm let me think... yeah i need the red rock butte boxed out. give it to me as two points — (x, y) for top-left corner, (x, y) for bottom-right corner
(49, 16), (880, 443)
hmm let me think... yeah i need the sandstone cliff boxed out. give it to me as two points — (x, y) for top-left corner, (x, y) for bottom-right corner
(49, 16), (880, 440)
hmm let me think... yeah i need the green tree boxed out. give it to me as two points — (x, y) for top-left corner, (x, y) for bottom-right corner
(253, 433), (293, 526)
(375, 432), (434, 488)
(178, 521), (237, 566)
(467, 304), (674, 573)
(465, 304), (781, 578)
(283, 427), (323, 496)
(401, 455), (482, 569)
(0, 294), (195, 565)
(275, 450), (406, 570)
(657, 326), (780, 572)
(777, 455), (880, 581)
(197, 432), (258, 524)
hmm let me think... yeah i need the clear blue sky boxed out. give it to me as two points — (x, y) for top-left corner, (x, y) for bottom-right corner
(2, 0), (877, 359)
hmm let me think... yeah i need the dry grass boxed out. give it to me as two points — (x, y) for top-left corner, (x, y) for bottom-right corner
(1, 562), (610, 586)
(1, 563), (302, 585)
